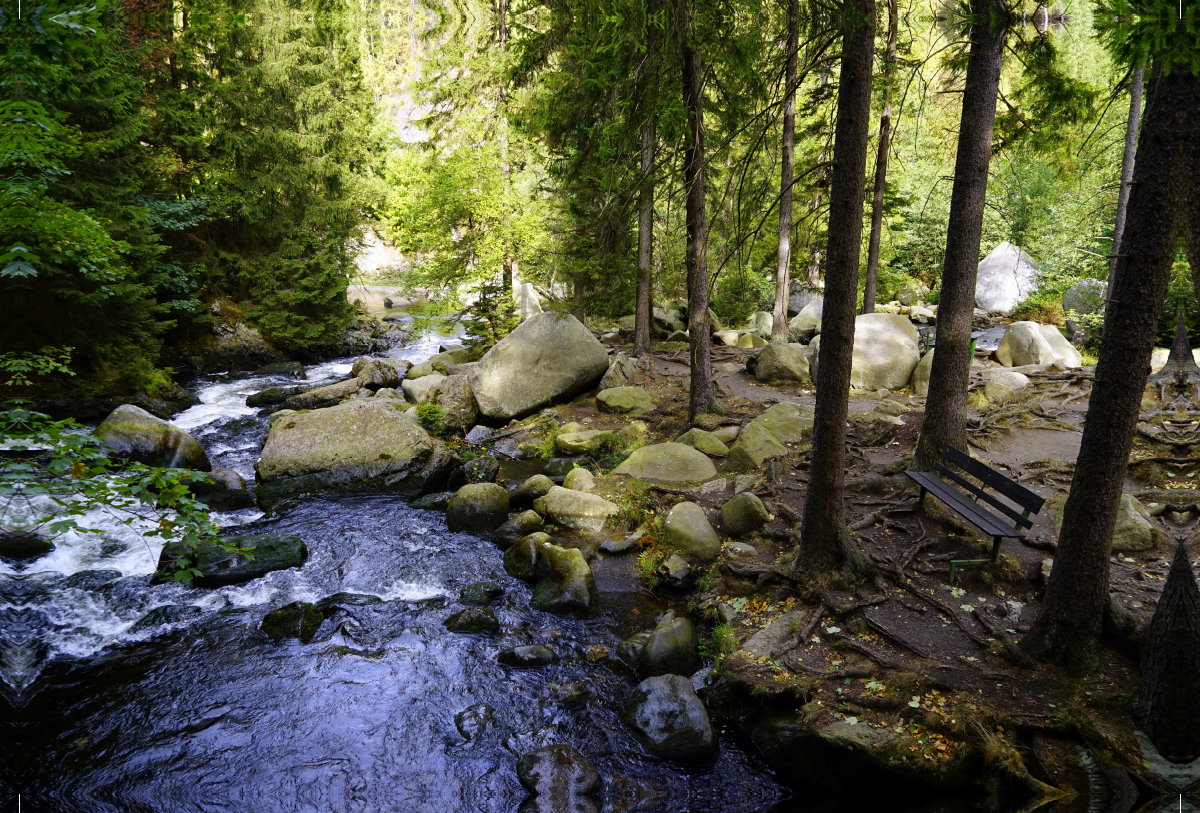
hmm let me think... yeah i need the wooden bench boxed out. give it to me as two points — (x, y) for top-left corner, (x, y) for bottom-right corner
(905, 445), (1045, 583)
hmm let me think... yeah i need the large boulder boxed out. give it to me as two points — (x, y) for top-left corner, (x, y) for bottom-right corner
(254, 399), (436, 508)
(788, 297), (823, 338)
(599, 353), (639, 390)
(533, 486), (618, 532)
(747, 310), (774, 334)
(1037, 324), (1083, 368)
(94, 405), (211, 471)
(156, 533), (306, 588)
(996, 321), (1057, 367)
(812, 313), (919, 391)
(447, 483), (510, 533)
(754, 343), (811, 385)
(752, 402), (814, 444)
(509, 474), (555, 509)
(638, 614), (701, 678)
(281, 378), (362, 410)
(431, 375), (479, 433)
(468, 313), (610, 420)
(662, 502), (722, 562)
(675, 428), (729, 456)
(1048, 492), (1164, 552)
(975, 242), (1039, 315)
(612, 443), (718, 484)
(555, 430), (616, 456)
(494, 510), (545, 549)
(653, 306), (686, 335)
(623, 675), (719, 767)
(596, 387), (655, 416)
(1062, 278), (1107, 319)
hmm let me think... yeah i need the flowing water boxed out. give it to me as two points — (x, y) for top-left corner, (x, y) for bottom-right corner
(0, 322), (833, 813)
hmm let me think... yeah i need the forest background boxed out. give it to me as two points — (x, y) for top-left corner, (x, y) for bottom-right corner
(0, 0), (1181, 395)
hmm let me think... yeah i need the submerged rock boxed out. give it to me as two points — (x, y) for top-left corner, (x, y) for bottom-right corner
(499, 644), (558, 667)
(444, 607), (500, 634)
(95, 404), (211, 471)
(460, 581), (505, 606)
(261, 601), (323, 643)
(622, 675), (718, 767)
(156, 533), (307, 588)
(469, 313), (610, 420)
(129, 604), (203, 633)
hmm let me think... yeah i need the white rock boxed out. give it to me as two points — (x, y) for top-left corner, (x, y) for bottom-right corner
(975, 242), (1039, 315)
(1037, 325), (1082, 368)
(996, 322), (1057, 367)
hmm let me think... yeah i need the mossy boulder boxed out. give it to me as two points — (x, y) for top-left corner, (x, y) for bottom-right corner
(94, 404), (211, 471)
(721, 492), (771, 537)
(254, 399), (437, 508)
(354, 357), (402, 390)
(531, 543), (599, 615)
(611, 443), (718, 484)
(401, 373), (447, 405)
(1047, 491), (1164, 552)
(261, 601), (322, 643)
(509, 474), (556, 510)
(596, 387), (655, 416)
(156, 533), (307, 588)
(246, 385), (308, 407)
(662, 502), (721, 562)
(532, 486), (618, 532)
(280, 378), (362, 410)
(555, 429), (616, 456)
(562, 467), (595, 491)
(444, 607), (500, 633)
(752, 401), (815, 444)
(622, 675), (718, 767)
(460, 581), (505, 606)
(675, 428), (729, 456)
(725, 422), (788, 472)
(753, 342), (811, 385)
(447, 483), (510, 533)
(638, 614), (701, 678)
(503, 532), (554, 581)
(494, 510), (545, 549)
(431, 374), (479, 434)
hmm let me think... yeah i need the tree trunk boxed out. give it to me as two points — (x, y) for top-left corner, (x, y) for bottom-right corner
(635, 119), (656, 357)
(1106, 66), (1143, 310)
(862, 0), (898, 315)
(498, 0), (514, 292)
(1021, 64), (1195, 675)
(683, 40), (717, 423)
(791, 0), (875, 580)
(1131, 541), (1200, 763)
(911, 0), (1007, 472)
(771, 0), (799, 344)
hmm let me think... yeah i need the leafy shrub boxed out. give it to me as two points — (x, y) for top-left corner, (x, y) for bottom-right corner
(415, 403), (446, 435)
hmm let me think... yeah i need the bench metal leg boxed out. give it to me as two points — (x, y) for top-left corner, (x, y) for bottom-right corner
(948, 537), (1005, 584)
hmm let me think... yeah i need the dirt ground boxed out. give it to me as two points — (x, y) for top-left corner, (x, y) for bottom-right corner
(485, 335), (1200, 810)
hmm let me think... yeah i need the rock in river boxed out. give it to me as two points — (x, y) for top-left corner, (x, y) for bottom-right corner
(94, 404), (211, 471)
(155, 533), (307, 588)
(623, 674), (719, 767)
(444, 607), (500, 634)
(509, 474), (556, 510)
(468, 313), (610, 420)
(261, 601), (323, 643)
(254, 399), (437, 508)
(499, 644), (558, 667)
(638, 613), (701, 678)
(504, 535), (599, 616)
(494, 510), (545, 549)
(447, 483), (510, 533)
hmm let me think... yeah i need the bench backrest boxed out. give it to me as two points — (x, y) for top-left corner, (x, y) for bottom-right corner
(940, 445), (1045, 528)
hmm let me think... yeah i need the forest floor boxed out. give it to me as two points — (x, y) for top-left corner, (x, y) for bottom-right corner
(504, 333), (1200, 810)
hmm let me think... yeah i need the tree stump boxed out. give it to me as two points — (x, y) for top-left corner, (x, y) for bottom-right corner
(1131, 541), (1200, 763)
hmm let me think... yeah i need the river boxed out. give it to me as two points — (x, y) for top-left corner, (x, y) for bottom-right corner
(0, 323), (847, 813)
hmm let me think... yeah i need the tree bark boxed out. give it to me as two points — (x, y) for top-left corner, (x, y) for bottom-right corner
(911, 0), (1007, 471)
(1106, 66), (1143, 310)
(683, 39), (717, 423)
(1022, 64), (1195, 675)
(791, 0), (875, 580)
(771, 0), (800, 344)
(1131, 542), (1200, 763)
(634, 120), (656, 357)
(862, 0), (898, 315)
(498, 0), (514, 292)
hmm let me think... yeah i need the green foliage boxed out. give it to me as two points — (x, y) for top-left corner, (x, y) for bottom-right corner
(612, 482), (658, 532)
(1156, 256), (1200, 347)
(0, 347), (75, 388)
(635, 544), (667, 590)
(0, 404), (242, 583)
(415, 402), (446, 435)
